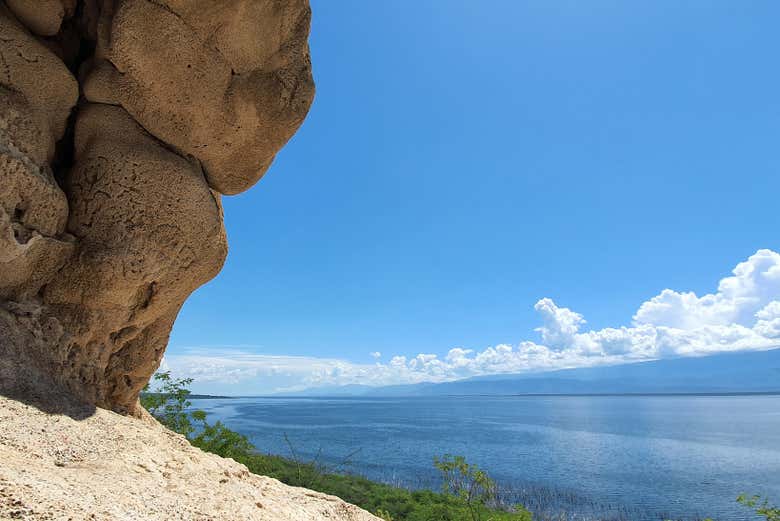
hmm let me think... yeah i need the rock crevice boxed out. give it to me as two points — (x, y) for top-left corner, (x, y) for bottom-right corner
(0, 0), (315, 414)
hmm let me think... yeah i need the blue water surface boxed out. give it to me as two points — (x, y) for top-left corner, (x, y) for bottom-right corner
(189, 395), (780, 521)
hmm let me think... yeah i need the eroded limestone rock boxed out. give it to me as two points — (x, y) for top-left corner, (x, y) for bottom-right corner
(0, 6), (78, 301)
(0, 92), (74, 300)
(5, 0), (76, 36)
(0, 5), (78, 152)
(84, 0), (315, 194)
(43, 104), (227, 412)
(0, 0), (315, 413)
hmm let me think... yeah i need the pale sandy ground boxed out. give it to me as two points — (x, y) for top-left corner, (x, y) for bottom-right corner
(0, 393), (380, 521)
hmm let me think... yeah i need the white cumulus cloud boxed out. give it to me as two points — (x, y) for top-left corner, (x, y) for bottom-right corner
(165, 249), (780, 394)
(634, 249), (780, 328)
(534, 298), (586, 351)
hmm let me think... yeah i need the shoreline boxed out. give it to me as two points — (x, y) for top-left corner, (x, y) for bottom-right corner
(193, 391), (780, 399)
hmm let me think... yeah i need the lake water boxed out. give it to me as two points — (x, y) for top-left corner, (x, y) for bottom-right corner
(189, 395), (780, 521)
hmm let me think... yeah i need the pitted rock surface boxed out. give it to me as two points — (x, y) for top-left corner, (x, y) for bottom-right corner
(0, 6), (77, 302)
(84, 0), (315, 194)
(0, 0), (315, 414)
(5, 0), (75, 36)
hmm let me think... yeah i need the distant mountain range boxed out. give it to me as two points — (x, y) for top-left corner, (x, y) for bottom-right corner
(287, 348), (780, 397)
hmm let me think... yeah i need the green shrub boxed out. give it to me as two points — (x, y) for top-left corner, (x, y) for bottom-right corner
(434, 454), (497, 521)
(375, 508), (394, 520)
(737, 495), (780, 521)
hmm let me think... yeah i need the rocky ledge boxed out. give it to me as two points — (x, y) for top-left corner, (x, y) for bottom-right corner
(0, 392), (379, 520)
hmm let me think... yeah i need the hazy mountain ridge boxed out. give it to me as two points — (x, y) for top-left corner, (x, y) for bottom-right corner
(288, 348), (780, 397)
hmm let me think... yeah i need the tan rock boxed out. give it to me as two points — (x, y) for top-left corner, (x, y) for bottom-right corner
(0, 96), (75, 300)
(0, 393), (381, 521)
(5, 0), (76, 36)
(43, 104), (228, 413)
(84, 0), (315, 194)
(0, 7), (77, 300)
(0, 0), (314, 414)
(0, 5), (78, 160)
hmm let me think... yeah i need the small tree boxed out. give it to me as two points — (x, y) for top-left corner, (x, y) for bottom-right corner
(434, 454), (497, 521)
(140, 371), (195, 437)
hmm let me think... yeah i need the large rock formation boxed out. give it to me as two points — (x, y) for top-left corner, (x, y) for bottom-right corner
(0, 0), (315, 414)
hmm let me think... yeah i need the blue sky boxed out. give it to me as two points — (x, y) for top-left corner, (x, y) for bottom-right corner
(166, 1), (780, 394)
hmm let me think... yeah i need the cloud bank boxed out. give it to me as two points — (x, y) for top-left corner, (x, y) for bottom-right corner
(165, 249), (780, 394)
